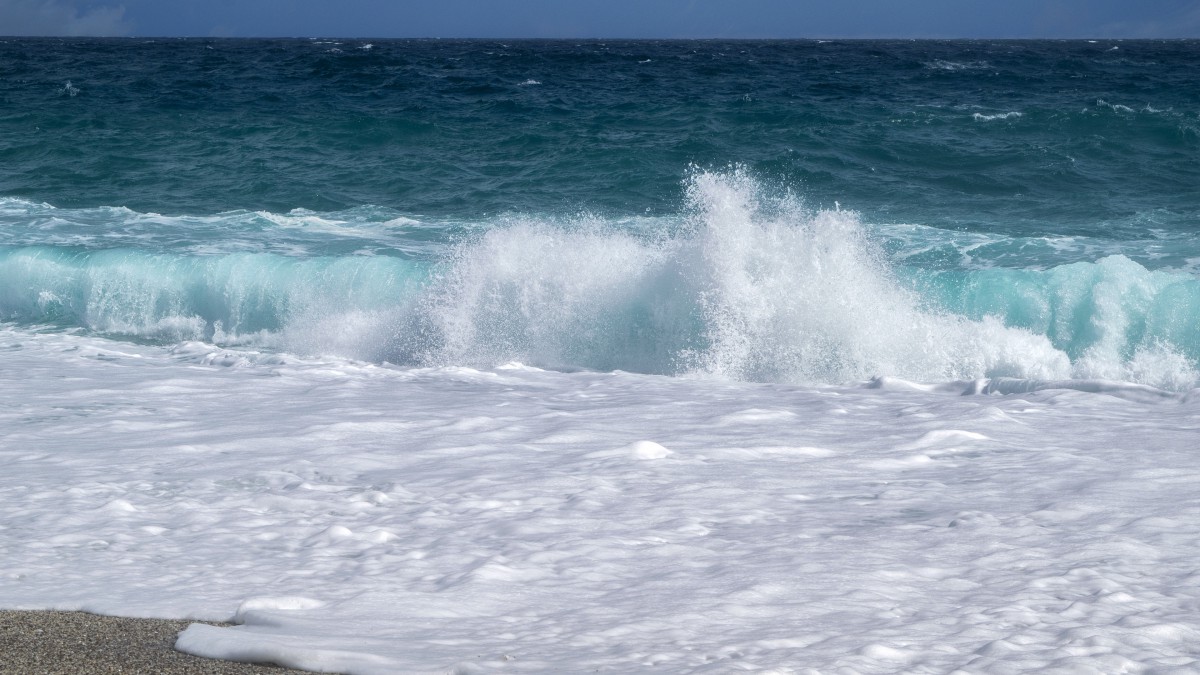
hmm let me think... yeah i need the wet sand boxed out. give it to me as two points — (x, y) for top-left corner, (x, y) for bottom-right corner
(0, 610), (322, 674)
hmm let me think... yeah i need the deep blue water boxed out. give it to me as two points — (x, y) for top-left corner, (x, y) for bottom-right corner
(1, 39), (1198, 386)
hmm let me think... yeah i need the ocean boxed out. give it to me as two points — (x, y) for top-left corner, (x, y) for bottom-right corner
(3, 38), (1200, 673)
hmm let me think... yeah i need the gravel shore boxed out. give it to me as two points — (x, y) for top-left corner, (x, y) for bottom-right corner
(0, 610), (321, 674)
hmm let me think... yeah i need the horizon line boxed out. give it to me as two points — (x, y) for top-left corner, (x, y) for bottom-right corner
(3, 35), (1196, 41)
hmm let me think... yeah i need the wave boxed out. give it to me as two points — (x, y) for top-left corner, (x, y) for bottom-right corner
(924, 60), (991, 71)
(416, 170), (1194, 388)
(915, 256), (1200, 389)
(0, 248), (426, 359)
(0, 198), (447, 256)
(973, 111), (1023, 122)
(2, 170), (1197, 388)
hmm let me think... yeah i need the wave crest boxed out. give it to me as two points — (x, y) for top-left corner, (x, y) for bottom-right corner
(421, 169), (1075, 383)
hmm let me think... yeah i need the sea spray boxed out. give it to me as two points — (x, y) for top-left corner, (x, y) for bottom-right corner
(417, 170), (1195, 387)
(421, 218), (691, 373)
(416, 170), (1068, 382)
(668, 169), (1070, 383)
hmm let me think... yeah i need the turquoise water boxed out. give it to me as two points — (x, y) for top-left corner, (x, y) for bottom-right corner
(1, 38), (1198, 386)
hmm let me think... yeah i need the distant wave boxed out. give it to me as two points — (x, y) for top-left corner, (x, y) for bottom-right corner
(924, 60), (991, 71)
(973, 111), (1023, 122)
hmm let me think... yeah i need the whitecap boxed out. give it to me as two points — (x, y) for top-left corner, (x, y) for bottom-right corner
(972, 111), (1023, 121)
(1096, 99), (1135, 113)
(924, 60), (990, 71)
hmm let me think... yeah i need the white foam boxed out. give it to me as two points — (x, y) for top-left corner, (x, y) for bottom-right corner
(1097, 98), (1136, 114)
(973, 111), (1023, 121)
(4, 326), (1200, 673)
(588, 440), (674, 460)
(235, 596), (325, 622)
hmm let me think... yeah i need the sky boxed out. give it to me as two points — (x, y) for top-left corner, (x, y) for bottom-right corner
(2, 0), (1200, 39)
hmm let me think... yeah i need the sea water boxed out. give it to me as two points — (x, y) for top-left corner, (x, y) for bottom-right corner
(2, 39), (1200, 673)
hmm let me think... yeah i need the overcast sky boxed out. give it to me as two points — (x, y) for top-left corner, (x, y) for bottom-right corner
(3, 0), (1200, 38)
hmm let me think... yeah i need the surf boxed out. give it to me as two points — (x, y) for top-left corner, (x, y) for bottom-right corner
(4, 169), (1194, 389)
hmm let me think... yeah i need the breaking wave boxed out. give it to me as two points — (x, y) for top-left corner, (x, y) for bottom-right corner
(1, 170), (1197, 388)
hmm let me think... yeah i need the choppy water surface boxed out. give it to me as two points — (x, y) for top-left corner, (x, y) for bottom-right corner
(2, 38), (1198, 387)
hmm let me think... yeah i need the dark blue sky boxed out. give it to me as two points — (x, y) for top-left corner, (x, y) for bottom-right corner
(4, 0), (1200, 38)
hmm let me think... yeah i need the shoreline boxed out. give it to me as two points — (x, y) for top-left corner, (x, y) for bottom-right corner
(0, 610), (320, 675)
